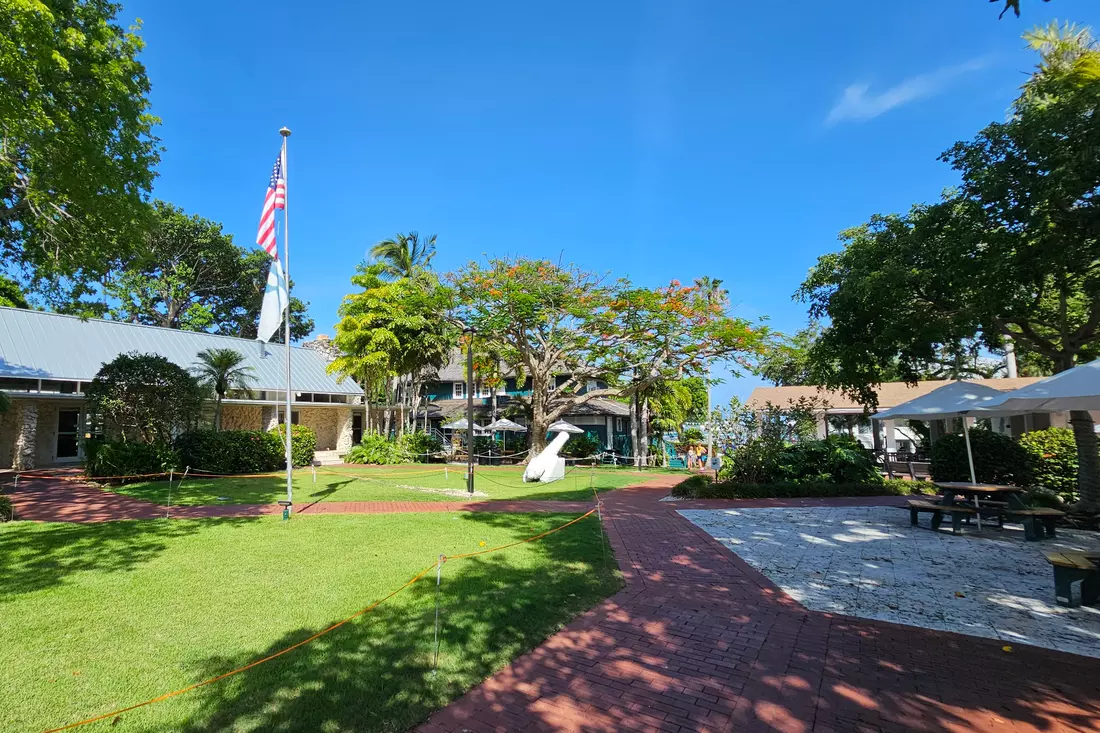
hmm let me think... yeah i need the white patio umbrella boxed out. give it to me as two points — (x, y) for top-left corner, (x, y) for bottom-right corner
(484, 418), (527, 451)
(873, 380), (1017, 487)
(547, 420), (585, 434)
(979, 358), (1100, 412)
(441, 418), (483, 431)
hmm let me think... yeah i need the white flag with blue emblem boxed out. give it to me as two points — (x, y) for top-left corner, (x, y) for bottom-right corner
(257, 257), (288, 343)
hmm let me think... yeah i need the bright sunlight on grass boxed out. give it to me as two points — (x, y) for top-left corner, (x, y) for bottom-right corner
(1, 511), (618, 732)
(100, 464), (684, 506)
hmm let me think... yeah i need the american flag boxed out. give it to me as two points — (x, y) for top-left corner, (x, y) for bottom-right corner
(256, 151), (286, 257)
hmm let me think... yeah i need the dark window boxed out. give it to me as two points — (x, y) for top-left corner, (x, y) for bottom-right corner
(352, 414), (363, 444)
(278, 411), (300, 425)
(0, 378), (34, 392)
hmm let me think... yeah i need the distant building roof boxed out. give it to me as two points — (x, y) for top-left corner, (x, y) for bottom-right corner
(430, 396), (629, 419)
(746, 378), (1043, 413)
(0, 307), (362, 395)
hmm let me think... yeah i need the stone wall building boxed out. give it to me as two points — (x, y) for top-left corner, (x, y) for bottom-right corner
(0, 308), (364, 469)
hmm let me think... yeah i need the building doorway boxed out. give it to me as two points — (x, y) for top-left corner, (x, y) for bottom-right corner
(352, 413), (363, 445)
(56, 409), (81, 461)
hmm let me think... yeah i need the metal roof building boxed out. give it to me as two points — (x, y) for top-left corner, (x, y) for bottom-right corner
(0, 307), (361, 395)
(0, 307), (363, 469)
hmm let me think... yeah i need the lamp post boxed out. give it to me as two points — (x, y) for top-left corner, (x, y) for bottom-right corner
(464, 326), (476, 495)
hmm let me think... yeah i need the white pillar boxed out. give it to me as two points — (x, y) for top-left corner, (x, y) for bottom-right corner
(883, 419), (897, 453)
(605, 416), (614, 449)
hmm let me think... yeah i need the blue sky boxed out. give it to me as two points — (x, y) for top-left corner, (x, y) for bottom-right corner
(123, 0), (1100, 406)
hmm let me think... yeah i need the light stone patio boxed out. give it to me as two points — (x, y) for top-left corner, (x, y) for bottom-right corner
(680, 505), (1100, 658)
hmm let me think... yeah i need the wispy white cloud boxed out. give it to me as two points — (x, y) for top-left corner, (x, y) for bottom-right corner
(825, 57), (991, 125)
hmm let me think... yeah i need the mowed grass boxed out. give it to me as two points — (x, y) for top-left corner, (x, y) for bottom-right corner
(103, 464), (685, 506)
(1, 511), (619, 732)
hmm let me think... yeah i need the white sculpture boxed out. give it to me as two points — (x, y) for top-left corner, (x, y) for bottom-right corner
(523, 420), (584, 483)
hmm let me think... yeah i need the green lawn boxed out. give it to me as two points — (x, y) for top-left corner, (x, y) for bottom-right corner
(101, 464), (684, 506)
(1, 511), (619, 732)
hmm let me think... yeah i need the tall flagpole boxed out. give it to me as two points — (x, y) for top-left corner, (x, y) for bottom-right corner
(280, 127), (293, 513)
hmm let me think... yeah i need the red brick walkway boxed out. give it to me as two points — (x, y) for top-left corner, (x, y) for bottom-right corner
(419, 478), (1100, 733)
(0, 473), (592, 523)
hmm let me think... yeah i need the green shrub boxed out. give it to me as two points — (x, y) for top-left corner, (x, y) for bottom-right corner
(397, 431), (443, 462)
(345, 433), (405, 465)
(671, 474), (713, 498)
(85, 439), (179, 479)
(1026, 487), (1066, 509)
(0, 493), (12, 522)
(722, 437), (783, 484)
(672, 478), (916, 500)
(1019, 427), (1078, 499)
(562, 433), (601, 458)
(472, 436), (501, 456)
(175, 430), (283, 474)
(724, 434), (880, 485)
(269, 424), (317, 467)
(930, 429), (1031, 486)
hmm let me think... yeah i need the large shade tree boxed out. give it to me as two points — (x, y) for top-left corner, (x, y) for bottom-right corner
(61, 202), (313, 340)
(2, 1), (159, 295)
(449, 259), (765, 459)
(799, 24), (1100, 511)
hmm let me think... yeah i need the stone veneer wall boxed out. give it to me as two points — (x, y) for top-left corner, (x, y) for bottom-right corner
(220, 405), (263, 432)
(298, 407), (339, 451)
(0, 405), (17, 467)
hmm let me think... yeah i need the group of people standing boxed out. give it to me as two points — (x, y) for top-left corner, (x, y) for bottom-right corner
(684, 444), (709, 471)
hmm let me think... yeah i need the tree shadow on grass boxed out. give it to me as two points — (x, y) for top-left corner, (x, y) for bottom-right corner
(174, 513), (619, 733)
(0, 518), (260, 602)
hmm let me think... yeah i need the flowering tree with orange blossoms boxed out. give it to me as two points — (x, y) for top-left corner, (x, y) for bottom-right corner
(449, 258), (767, 459)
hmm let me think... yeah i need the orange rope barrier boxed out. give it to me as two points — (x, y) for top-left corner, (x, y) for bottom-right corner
(41, 507), (598, 732)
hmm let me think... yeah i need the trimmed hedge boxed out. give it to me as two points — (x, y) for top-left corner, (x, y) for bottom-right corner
(930, 429), (1031, 486)
(175, 430), (283, 474)
(85, 439), (179, 479)
(269, 424), (317, 467)
(0, 493), (12, 521)
(1019, 427), (1078, 498)
(671, 476), (919, 500)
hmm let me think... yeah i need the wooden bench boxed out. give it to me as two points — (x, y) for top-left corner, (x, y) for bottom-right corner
(908, 499), (977, 535)
(1044, 552), (1100, 607)
(1004, 507), (1066, 541)
(886, 460), (932, 481)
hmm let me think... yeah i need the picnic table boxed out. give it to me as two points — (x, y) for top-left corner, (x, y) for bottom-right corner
(931, 482), (1064, 539)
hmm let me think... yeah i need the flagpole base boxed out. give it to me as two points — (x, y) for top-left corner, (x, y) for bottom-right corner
(278, 499), (292, 520)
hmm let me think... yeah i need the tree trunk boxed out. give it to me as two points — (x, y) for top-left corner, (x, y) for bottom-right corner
(214, 397), (222, 431)
(640, 395), (651, 468)
(630, 390), (641, 469)
(528, 382), (549, 459)
(1070, 410), (1100, 513)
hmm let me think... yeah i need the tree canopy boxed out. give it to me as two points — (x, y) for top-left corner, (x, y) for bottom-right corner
(1, 1), (159, 290)
(799, 23), (1100, 510)
(60, 201), (313, 341)
(85, 352), (203, 444)
(369, 232), (437, 280)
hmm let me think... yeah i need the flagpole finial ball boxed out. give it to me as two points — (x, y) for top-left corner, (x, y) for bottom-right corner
(279, 127), (291, 137)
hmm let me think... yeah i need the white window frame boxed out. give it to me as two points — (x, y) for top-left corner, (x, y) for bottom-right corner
(453, 382), (466, 399)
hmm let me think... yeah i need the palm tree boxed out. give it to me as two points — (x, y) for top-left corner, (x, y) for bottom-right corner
(191, 348), (256, 431)
(369, 232), (437, 279)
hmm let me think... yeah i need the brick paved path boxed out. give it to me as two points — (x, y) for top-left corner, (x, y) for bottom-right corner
(0, 473), (592, 522)
(419, 478), (1100, 733)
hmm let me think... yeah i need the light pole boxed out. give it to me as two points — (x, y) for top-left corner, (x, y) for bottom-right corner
(464, 326), (476, 495)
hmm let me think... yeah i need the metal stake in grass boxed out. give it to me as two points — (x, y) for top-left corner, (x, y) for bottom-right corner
(433, 554), (445, 671)
(166, 469), (174, 519)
